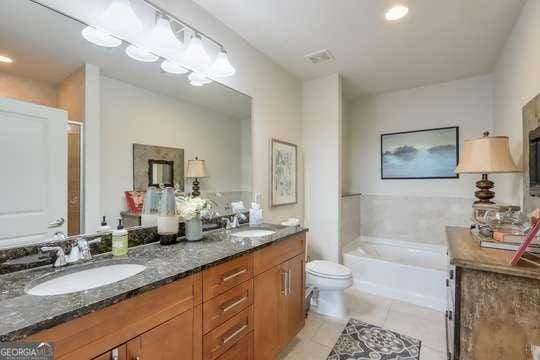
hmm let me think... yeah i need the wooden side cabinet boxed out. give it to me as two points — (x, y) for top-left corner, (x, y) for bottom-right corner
(253, 235), (306, 360)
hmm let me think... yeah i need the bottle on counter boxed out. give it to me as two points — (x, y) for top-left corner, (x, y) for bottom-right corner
(97, 216), (112, 234)
(112, 219), (128, 257)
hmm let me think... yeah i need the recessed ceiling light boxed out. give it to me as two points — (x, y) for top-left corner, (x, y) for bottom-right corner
(385, 5), (409, 21)
(0, 55), (13, 63)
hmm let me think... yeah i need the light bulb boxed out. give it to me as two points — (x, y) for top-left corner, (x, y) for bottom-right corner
(161, 60), (188, 74)
(385, 5), (409, 21)
(99, 0), (143, 39)
(190, 80), (204, 87)
(141, 17), (183, 59)
(0, 55), (13, 63)
(209, 50), (236, 77)
(125, 45), (158, 62)
(188, 72), (212, 85)
(81, 26), (122, 47)
(181, 34), (211, 73)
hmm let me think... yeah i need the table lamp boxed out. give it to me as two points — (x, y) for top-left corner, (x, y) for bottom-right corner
(186, 157), (209, 197)
(455, 131), (520, 204)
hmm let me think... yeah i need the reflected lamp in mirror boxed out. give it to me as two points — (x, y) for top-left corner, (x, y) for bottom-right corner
(186, 157), (209, 197)
(148, 160), (174, 187)
(455, 131), (520, 204)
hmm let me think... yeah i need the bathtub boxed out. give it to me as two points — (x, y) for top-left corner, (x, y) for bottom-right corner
(343, 236), (447, 311)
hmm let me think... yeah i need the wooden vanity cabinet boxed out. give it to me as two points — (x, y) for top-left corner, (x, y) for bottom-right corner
(28, 232), (306, 360)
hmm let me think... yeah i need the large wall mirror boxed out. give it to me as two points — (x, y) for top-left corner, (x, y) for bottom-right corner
(0, 0), (252, 248)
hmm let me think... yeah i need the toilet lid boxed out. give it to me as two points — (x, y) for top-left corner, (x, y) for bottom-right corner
(306, 260), (352, 279)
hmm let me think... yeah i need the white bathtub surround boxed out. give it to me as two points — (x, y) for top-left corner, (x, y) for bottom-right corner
(360, 194), (472, 246)
(343, 237), (447, 311)
(306, 260), (353, 318)
(341, 194), (361, 250)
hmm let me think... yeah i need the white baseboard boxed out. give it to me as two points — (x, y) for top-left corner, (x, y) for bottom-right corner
(352, 280), (446, 312)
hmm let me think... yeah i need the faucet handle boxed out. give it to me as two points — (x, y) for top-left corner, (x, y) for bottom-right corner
(77, 237), (101, 260)
(41, 246), (67, 267)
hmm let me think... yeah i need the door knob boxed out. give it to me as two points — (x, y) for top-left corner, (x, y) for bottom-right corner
(48, 218), (65, 228)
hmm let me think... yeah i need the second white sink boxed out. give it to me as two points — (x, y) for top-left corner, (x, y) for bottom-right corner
(232, 229), (276, 238)
(26, 264), (146, 296)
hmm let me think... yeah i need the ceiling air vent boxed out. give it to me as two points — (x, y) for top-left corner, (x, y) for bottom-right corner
(305, 49), (335, 64)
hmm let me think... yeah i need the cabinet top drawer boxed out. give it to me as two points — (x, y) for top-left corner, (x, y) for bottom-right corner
(253, 233), (305, 275)
(203, 254), (253, 301)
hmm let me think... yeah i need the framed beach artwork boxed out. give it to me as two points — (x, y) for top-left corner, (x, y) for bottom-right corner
(271, 139), (297, 206)
(381, 126), (459, 179)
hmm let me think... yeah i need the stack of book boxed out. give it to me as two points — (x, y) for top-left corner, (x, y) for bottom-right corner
(474, 231), (540, 254)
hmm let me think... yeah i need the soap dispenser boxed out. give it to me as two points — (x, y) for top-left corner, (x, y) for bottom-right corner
(112, 219), (128, 257)
(97, 216), (112, 234)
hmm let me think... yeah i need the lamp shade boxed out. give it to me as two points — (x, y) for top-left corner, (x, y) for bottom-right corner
(186, 158), (209, 178)
(455, 134), (520, 174)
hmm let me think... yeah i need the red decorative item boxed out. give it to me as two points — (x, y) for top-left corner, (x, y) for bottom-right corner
(124, 191), (145, 213)
(510, 220), (540, 266)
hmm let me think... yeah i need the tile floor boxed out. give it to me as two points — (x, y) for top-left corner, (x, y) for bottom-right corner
(279, 288), (446, 360)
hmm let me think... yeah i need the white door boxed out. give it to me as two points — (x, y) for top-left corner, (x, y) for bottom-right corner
(0, 97), (67, 248)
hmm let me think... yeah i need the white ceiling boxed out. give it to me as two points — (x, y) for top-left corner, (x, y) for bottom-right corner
(194, 0), (526, 97)
(0, 0), (251, 119)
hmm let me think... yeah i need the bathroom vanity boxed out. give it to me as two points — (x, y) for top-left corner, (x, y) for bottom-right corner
(445, 227), (540, 360)
(0, 226), (306, 360)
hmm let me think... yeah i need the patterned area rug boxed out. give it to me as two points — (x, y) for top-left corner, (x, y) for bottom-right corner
(327, 318), (421, 360)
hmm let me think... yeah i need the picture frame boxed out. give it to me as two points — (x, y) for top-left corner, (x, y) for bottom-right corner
(381, 126), (459, 179)
(271, 138), (298, 207)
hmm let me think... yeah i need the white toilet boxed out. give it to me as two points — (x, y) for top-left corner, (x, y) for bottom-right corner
(306, 260), (353, 318)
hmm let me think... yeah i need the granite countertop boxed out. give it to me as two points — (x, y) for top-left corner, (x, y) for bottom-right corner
(446, 226), (540, 280)
(0, 224), (307, 341)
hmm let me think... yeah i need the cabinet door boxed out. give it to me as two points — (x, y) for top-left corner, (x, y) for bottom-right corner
(253, 265), (283, 360)
(92, 345), (126, 360)
(127, 309), (195, 360)
(279, 254), (305, 347)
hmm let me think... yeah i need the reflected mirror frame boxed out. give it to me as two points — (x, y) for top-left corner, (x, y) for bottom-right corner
(148, 159), (174, 188)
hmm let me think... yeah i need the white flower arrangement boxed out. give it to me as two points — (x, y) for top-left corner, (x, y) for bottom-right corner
(176, 195), (214, 221)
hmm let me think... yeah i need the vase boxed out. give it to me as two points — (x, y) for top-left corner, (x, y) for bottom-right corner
(185, 217), (203, 241)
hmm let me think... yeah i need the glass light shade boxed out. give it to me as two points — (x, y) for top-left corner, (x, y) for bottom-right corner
(209, 51), (236, 77)
(188, 72), (212, 86)
(141, 17), (183, 58)
(385, 5), (409, 21)
(99, 0), (143, 38)
(125, 45), (158, 62)
(161, 60), (188, 74)
(181, 35), (211, 73)
(81, 26), (122, 47)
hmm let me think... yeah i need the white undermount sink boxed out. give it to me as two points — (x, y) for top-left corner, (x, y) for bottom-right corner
(232, 229), (276, 238)
(26, 264), (146, 296)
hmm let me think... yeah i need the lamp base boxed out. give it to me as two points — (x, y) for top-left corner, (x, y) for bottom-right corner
(192, 178), (200, 197)
(474, 173), (495, 204)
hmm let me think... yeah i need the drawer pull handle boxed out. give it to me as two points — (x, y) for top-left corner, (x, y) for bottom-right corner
(287, 269), (292, 295)
(281, 271), (287, 295)
(222, 268), (247, 282)
(111, 348), (119, 360)
(222, 324), (247, 344)
(222, 296), (248, 313)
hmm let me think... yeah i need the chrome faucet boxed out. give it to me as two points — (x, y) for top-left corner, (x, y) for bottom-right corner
(41, 236), (101, 267)
(231, 209), (247, 229)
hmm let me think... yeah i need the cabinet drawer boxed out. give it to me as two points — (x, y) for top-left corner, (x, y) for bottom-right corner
(215, 332), (253, 360)
(203, 254), (253, 301)
(253, 233), (305, 275)
(203, 279), (253, 334)
(203, 307), (253, 360)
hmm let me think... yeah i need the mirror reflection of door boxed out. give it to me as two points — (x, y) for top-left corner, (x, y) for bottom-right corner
(67, 122), (83, 236)
(149, 160), (174, 187)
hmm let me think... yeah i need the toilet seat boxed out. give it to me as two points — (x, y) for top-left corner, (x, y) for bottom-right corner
(306, 260), (352, 279)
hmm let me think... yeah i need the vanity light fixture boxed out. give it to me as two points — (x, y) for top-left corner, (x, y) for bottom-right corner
(81, 26), (122, 48)
(0, 55), (13, 63)
(188, 72), (212, 86)
(209, 49), (236, 77)
(161, 60), (189, 74)
(181, 33), (211, 73)
(141, 16), (183, 59)
(79, 0), (237, 86)
(125, 44), (159, 62)
(385, 5), (409, 21)
(98, 0), (143, 39)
